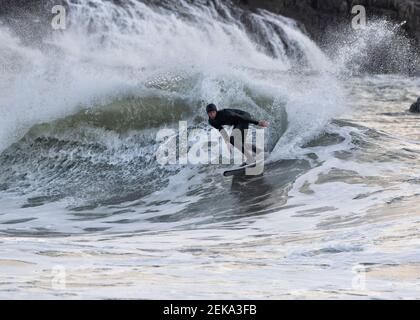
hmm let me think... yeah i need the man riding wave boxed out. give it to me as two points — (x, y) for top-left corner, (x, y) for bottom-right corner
(206, 103), (269, 165)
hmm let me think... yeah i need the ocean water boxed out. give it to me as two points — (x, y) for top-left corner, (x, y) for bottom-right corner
(0, 0), (419, 299)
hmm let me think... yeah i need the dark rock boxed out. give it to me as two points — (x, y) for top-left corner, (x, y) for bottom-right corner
(234, 0), (420, 74)
(234, 0), (420, 47)
(409, 97), (420, 113)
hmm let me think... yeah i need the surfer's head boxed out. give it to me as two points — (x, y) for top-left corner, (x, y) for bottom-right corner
(206, 104), (217, 120)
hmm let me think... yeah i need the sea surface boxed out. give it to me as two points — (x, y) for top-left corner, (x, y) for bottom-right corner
(0, 0), (419, 299)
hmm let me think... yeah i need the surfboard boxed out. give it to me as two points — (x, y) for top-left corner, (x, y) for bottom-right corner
(223, 159), (265, 177)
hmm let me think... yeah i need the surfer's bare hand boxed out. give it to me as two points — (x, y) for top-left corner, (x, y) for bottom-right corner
(258, 120), (269, 128)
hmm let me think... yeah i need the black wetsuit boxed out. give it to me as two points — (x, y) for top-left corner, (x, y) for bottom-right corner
(208, 109), (259, 154)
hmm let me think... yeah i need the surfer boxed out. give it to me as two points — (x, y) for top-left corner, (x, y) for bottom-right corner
(206, 103), (269, 165)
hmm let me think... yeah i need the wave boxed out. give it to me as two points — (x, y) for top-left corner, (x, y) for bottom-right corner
(0, 0), (346, 208)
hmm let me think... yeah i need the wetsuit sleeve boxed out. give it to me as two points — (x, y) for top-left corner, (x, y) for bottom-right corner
(209, 119), (223, 131)
(230, 110), (259, 125)
(208, 119), (229, 145)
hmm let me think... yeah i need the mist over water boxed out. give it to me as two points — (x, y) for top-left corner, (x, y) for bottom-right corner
(327, 20), (420, 76)
(0, 0), (419, 299)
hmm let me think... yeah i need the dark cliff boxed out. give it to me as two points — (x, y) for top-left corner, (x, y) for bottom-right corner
(2, 0), (420, 45)
(235, 0), (420, 46)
